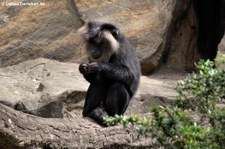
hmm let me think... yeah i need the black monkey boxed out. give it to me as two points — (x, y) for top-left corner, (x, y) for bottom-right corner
(78, 22), (141, 125)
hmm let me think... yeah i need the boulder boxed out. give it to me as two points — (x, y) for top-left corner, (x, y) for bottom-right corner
(0, 0), (193, 74)
(0, 58), (183, 118)
(0, 58), (88, 118)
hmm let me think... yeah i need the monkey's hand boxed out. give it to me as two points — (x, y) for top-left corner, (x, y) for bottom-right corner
(79, 63), (88, 74)
(87, 62), (101, 73)
(79, 62), (100, 74)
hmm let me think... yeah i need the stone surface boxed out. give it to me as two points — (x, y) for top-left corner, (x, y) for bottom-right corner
(0, 58), (185, 118)
(0, 0), (82, 67)
(0, 0), (184, 74)
(165, 3), (200, 71)
(0, 58), (88, 117)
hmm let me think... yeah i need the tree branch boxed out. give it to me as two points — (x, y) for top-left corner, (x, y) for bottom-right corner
(0, 104), (152, 148)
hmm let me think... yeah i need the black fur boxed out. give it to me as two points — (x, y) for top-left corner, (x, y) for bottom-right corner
(78, 22), (141, 125)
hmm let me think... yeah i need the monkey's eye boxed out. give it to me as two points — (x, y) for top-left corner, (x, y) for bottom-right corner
(112, 30), (119, 38)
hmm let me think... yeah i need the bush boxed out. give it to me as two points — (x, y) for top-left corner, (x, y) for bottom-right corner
(175, 60), (225, 114)
(104, 59), (225, 149)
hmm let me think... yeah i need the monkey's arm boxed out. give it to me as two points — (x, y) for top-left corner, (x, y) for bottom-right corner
(80, 63), (135, 84)
(97, 63), (134, 84)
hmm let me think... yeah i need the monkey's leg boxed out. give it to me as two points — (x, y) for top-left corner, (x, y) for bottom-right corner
(104, 82), (130, 116)
(82, 82), (108, 124)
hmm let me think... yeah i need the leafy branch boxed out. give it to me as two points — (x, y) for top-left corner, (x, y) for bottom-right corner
(104, 59), (225, 149)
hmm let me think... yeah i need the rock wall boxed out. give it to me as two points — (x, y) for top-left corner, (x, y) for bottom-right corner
(0, 0), (224, 73)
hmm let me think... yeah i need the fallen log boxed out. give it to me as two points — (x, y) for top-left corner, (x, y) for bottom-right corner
(0, 104), (153, 148)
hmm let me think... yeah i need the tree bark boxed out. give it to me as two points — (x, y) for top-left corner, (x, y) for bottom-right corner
(0, 104), (152, 149)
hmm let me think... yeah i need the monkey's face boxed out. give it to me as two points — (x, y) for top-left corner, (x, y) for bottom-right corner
(78, 22), (120, 62)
